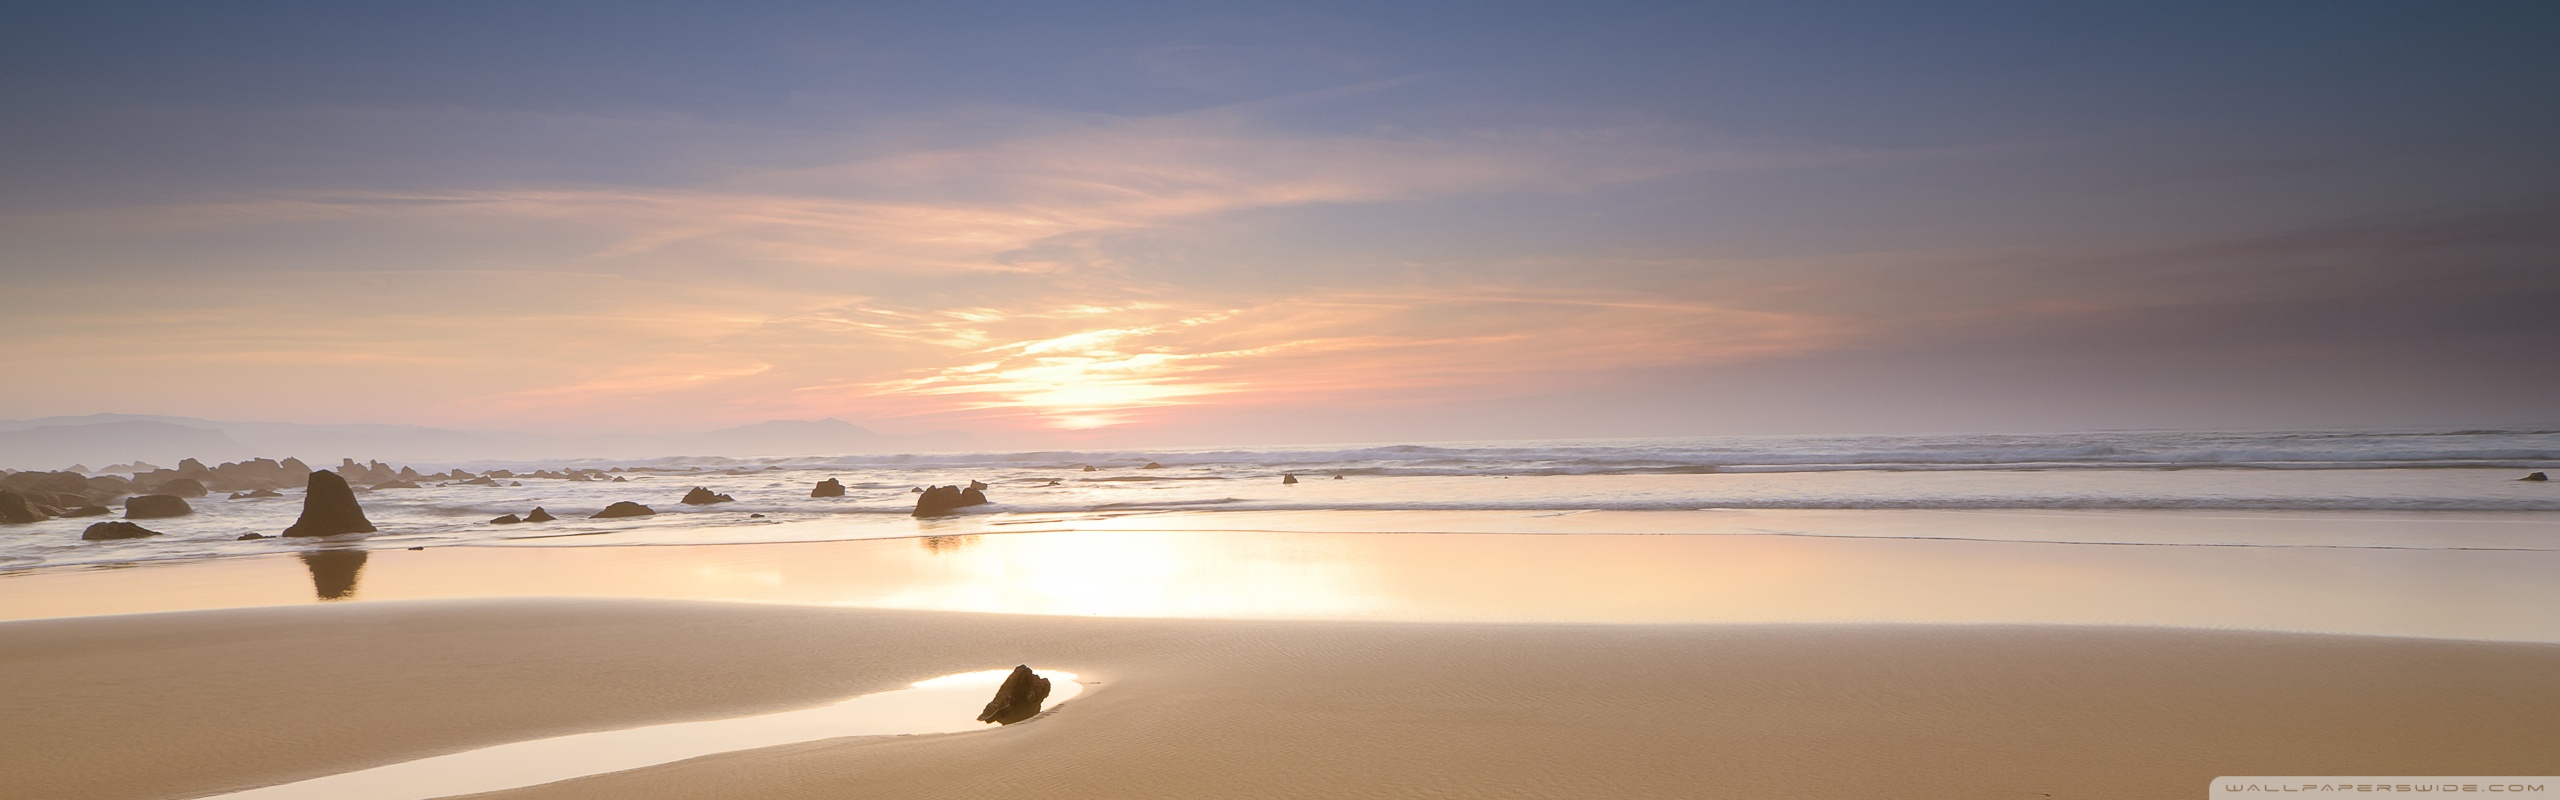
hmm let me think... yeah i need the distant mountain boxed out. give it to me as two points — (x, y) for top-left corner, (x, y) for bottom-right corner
(0, 414), (972, 470)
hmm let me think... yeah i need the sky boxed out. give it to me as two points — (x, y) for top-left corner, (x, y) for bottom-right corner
(2, 1), (2555, 447)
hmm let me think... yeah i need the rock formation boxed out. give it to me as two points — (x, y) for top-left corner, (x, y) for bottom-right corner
(491, 513), (523, 525)
(1282, 473), (1299, 484)
(681, 487), (735, 505)
(124, 494), (193, 520)
(526, 507), (557, 522)
(913, 484), (991, 516)
(976, 665), (1054, 724)
(2525, 472), (2550, 482)
(236, 533), (266, 540)
(592, 501), (655, 519)
(0, 491), (45, 524)
(968, 480), (989, 491)
(152, 478), (209, 498)
(811, 478), (846, 498)
(1142, 462), (1164, 469)
(1083, 465), (1098, 472)
(81, 521), (160, 540)
(282, 470), (377, 537)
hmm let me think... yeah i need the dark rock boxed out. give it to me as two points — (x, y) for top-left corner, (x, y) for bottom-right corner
(1083, 465), (1097, 472)
(967, 480), (989, 491)
(152, 478), (209, 498)
(611, 476), (628, 483)
(911, 486), (924, 493)
(124, 494), (194, 520)
(0, 491), (45, 524)
(526, 507), (557, 522)
(282, 470), (377, 537)
(976, 665), (1054, 724)
(914, 485), (990, 516)
(460, 477), (498, 486)
(1333, 474), (1345, 480)
(509, 481), (521, 487)
(82, 521), (161, 540)
(1282, 473), (1299, 485)
(374, 481), (421, 490)
(681, 487), (734, 505)
(237, 533), (267, 540)
(749, 513), (766, 518)
(59, 505), (111, 518)
(491, 513), (523, 524)
(2525, 472), (2550, 482)
(177, 458), (212, 478)
(811, 478), (846, 498)
(592, 501), (655, 519)
(1142, 462), (1163, 469)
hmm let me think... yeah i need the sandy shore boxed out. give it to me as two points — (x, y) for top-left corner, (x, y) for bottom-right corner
(4, 600), (2556, 800)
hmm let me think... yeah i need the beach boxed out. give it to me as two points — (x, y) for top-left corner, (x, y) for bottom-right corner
(5, 598), (2557, 800)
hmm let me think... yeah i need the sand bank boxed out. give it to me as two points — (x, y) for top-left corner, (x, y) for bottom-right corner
(4, 599), (2555, 800)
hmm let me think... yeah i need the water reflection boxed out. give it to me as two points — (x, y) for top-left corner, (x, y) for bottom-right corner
(196, 668), (1083, 800)
(919, 535), (978, 554)
(300, 549), (368, 600)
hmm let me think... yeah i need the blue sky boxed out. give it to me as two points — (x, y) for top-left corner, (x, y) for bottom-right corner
(2, 1), (2554, 443)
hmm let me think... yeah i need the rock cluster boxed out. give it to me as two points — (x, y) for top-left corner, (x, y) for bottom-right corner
(913, 483), (990, 516)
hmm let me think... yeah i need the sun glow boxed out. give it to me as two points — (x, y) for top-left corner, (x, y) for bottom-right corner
(867, 325), (1237, 429)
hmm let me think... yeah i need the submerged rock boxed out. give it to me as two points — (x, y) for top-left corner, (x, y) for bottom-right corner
(977, 665), (1054, 724)
(237, 533), (267, 540)
(491, 513), (523, 525)
(526, 507), (557, 522)
(82, 521), (161, 540)
(2525, 472), (2550, 482)
(811, 478), (845, 498)
(592, 501), (655, 519)
(913, 485), (990, 516)
(282, 470), (377, 537)
(0, 490), (46, 524)
(681, 487), (735, 505)
(124, 494), (193, 520)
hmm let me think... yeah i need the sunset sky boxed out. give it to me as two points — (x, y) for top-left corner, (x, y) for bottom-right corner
(3, 1), (2555, 447)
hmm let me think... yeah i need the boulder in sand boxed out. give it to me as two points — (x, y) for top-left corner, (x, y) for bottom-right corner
(124, 494), (193, 520)
(526, 507), (557, 522)
(2525, 472), (2550, 482)
(0, 490), (45, 524)
(82, 521), (161, 540)
(490, 513), (523, 525)
(282, 470), (377, 537)
(976, 665), (1054, 724)
(811, 478), (846, 498)
(913, 484), (990, 516)
(592, 501), (655, 519)
(681, 487), (735, 505)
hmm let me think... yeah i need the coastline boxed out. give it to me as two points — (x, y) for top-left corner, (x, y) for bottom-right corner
(5, 599), (2556, 800)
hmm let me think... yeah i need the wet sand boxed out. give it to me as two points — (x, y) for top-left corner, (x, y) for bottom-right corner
(4, 599), (2556, 800)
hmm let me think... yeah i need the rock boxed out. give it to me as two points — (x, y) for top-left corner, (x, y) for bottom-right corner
(374, 481), (421, 490)
(913, 485), (990, 516)
(1083, 465), (1097, 472)
(592, 501), (655, 519)
(460, 477), (498, 486)
(976, 665), (1054, 724)
(611, 476), (628, 483)
(59, 505), (111, 518)
(681, 487), (735, 505)
(228, 492), (250, 499)
(968, 480), (989, 491)
(491, 514), (523, 524)
(82, 521), (161, 540)
(152, 478), (209, 498)
(811, 478), (846, 498)
(124, 494), (193, 520)
(749, 513), (766, 518)
(1282, 473), (1298, 485)
(526, 507), (557, 522)
(509, 481), (522, 487)
(282, 470), (377, 537)
(1333, 474), (1345, 480)
(2525, 472), (2550, 482)
(0, 491), (45, 524)
(1142, 462), (1163, 469)
(237, 533), (267, 540)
